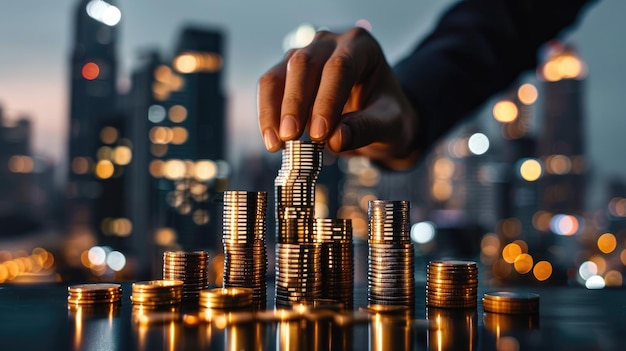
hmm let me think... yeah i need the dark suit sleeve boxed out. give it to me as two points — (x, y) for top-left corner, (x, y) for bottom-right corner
(393, 0), (595, 154)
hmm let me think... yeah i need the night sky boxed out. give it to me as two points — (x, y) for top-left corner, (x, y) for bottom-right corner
(0, 0), (624, 207)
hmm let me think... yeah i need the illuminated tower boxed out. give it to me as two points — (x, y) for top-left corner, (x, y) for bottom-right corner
(537, 44), (587, 215)
(126, 27), (228, 276)
(67, 1), (121, 234)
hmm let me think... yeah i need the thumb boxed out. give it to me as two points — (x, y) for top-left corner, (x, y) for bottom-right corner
(328, 95), (402, 153)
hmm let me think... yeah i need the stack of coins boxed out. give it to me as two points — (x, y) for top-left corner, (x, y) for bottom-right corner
(314, 218), (354, 309)
(275, 140), (323, 243)
(131, 280), (184, 310)
(222, 190), (268, 309)
(426, 260), (478, 308)
(482, 291), (539, 314)
(367, 200), (415, 309)
(275, 243), (323, 308)
(67, 283), (123, 306)
(198, 287), (254, 310)
(274, 140), (324, 307)
(163, 251), (209, 302)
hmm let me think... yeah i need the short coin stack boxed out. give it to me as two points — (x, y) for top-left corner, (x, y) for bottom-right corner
(162, 250), (209, 302)
(199, 287), (254, 310)
(367, 200), (415, 310)
(222, 190), (268, 309)
(67, 283), (123, 306)
(131, 280), (184, 310)
(314, 218), (354, 310)
(482, 291), (539, 314)
(274, 140), (324, 307)
(426, 260), (478, 308)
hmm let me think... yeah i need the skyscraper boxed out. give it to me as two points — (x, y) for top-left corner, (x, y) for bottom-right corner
(126, 27), (228, 275)
(66, 0), (122, 232)
(537, 43), (587, 215)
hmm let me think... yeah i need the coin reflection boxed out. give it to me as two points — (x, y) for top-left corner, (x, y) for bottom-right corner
(277, 317), (331, 351)
(483, 312), (539, 350)
(69, 304), (120, 351)
(225, 321), (265, 351)
(132, 310), (182, 351)
(369, 312), (413, 351)
(426, 307), (477, 351)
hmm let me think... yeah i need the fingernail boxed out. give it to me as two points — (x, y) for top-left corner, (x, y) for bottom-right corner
(279, 115), (298, 139)
(310, 117), (328, 140)
(263, 129), (280, 151)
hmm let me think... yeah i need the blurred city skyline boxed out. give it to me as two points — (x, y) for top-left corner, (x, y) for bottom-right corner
(0, 0), (626, 207)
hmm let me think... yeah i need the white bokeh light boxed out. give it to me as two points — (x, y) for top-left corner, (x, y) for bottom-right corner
(148, 105), (167, 123)
(468, 133), (489, 155)
(585, 275), (605, 289)
(411, 221), (436, 244)
(106, 251), (126, 272)
(88, 246), (106, 266)
(578, 261), (598, 281)
(86, 0), (121, 26)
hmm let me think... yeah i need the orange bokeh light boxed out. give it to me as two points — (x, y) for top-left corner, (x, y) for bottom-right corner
(82, 62), (100, 80)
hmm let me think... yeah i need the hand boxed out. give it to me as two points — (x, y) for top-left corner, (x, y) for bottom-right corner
(257, 27), (422, 170)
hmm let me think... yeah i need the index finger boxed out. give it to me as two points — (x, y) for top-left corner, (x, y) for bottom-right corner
(258, 57), (290, 152)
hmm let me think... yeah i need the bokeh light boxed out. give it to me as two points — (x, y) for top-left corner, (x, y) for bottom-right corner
(106, 251), (126, 271)
(585, 275), (605, 289)
(100, 126), (118, 144)
(468, 133), (489, 155)
(550, 214), (579, 236)
(597, 233), (617, 254)
(81, 62), (100, 80)
(513, 254), (533, 274)
(533, 261), (552, 281)
(502, 243), (522, 264)
(410, 221), (436, 244)
(169, 105), (187, 123)
(492, 100), (518, 123)
(517, 83), (538, 105)
(604, 270), (622, 287)
(578, 261), (598, 281)
(518, 159), (542, 182)
(95, 160), (115, 179)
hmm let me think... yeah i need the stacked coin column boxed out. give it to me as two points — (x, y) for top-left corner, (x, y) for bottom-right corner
(367, 200), (415, 310)
(162, 250), (209, 304)
(222, 190), (268, 309)
(274, 140), (324, 307)
(314, 218), (354, 310)
(426, 260), (478, 308)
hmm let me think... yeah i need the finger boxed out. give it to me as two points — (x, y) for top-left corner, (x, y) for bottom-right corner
(258, 59), (289, 152)
(310, 27), (379, 141)
(280, 33), (336, 141)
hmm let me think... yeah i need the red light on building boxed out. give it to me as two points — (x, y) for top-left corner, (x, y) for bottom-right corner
(82, 62), (100, 80)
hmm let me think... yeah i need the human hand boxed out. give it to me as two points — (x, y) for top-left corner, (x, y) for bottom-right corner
(257, 27), (422, 170)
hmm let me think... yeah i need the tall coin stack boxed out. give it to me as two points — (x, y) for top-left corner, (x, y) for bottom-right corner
(222, 190), (268, 309)
(162, 250), (209, 302)
(274, 140), (324, 307)
(367, 200), (415, 310)
(314, 218), (354, 310)
(426, 260), (478, 308)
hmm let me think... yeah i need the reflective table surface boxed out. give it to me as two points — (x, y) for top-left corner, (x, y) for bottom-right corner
(0, 282), (625, 350)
